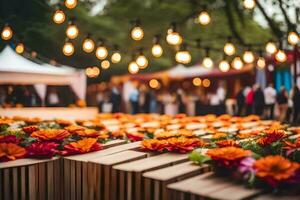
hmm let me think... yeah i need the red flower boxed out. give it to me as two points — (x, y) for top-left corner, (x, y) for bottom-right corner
(0, 135), (20, 144)
(63, 138), (102, 155)
(126, 132), (145, 141)
(22, 125), (39, 134)
(257, 129), (286, 146)
(216, 139), (239, 148)
(26, 142), (59, 158)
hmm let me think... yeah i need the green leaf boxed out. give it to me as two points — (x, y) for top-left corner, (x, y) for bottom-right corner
(189, 150), (211, 165)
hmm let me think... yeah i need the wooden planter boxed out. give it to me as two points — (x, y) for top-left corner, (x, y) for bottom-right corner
(0, 157), (61, 200)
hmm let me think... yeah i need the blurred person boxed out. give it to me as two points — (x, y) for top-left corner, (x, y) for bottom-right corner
(162, 91), (177, 115)
(291, 86), (300, 124)
(216, 83), (227, 114)
(235, 87), (245, 116)
(245, 86), (254, 115)
(46, 88), (60, 107)
(139, 85), (151, 113)
(110, 86), (121, 113)
(276, 86), (288, 122)
(0, 87), (7, 106)
(253, 84), (265, 116)
(208, 92), (221, 115)
(96, 90), (104, 112)
(176, 88), (186, 114)
(149, 90), (158, 113)
(129, 86), (139, 114)
(264, 83), (276, 119)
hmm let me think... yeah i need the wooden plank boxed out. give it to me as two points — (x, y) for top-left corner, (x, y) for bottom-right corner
(0, 157), (59, 169)
(64, 159), (70, 200)
(253, 194), (300, 200)
(38, 163), (46, 200)
(12, 167), (18, 200)
(3, 168), (11, 200)
(28, 165), (37, 200)
(0, 168), (3, 200)
(47, 161), (54, 200)
(76, 161), (82, 200)
(70, 161), (76, 200)
(82, 162), (88, 200)
(20, 166), (26, 200)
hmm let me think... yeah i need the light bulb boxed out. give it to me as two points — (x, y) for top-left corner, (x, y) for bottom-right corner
(243, 51), (255, 63)
(128, 61), (139, 74)
(192, 78), (202, 86)
(65, 0), (77, 9)
(136, 55), (148, 69)
(149, 79), (160, 89)
(202, 79), (211, 87)
(224, 42), (236, 56)
(219, 60), (230, 72)
(131, 26), (144, 41)
(86, 67), (100, 78)
(202, 57), (213, 68)
(62, 42), (75, 56)
(288, 32), (299, 45)
(15, 43), (24, 54)
(101, 60), (110, 69)
(175, 51), (191, 64)
(243, 0), (256, 9)
(111, 52), (121, 63)
(95, 46), (108, 60)
(231, 57), (243, 70)
(82, 38), (95, 53)
(151, 44), (163, 57)
(1, 25), (13, 40)
(166, 32), (182, 46)
(66, 24), (79, 39)
(275, 50), (287, 63)
(265, 41), (277, 54)
(257, 57), (266, 69)
(53, 9), (65, 24)
(198, 11), (211, 25)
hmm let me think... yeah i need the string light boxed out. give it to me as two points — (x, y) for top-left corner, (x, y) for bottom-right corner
(131, 20), (144, 41)
(101, 60), (110, 69)
(198, 11), (211, 25)
(62, 40), (75, 56)
(166, 23), (183, 46)
(243, 49), (255, 63)
(287, 31), (299, 46)
(53, 9), (65, 24)
(65, 0), (77, 9)
(257, 50), (266, 69)
(152, 35), (163, 57)
(192, 78), (202, 86)
(86, 67), (100, 78)
(15, 43), (24, 54)
(128, 60), (139, 74)
(243, 0), (256, 10)
(231, 56), (244, 70)
(136, 49), (148, 69)
(149, 79), (160, 89)
(111, 52), (121, 64)
(175, 43), (191, 64)
(82, 35), (95, 53)
(265, 40), (277, 54)
(1, 25), (13, 40)
(66, 22), (79, 39)
(224, 37), (236, 56)
(202, 48), (213, 69)
(219, 55), (230, 72)
(95, 41), (108, 60)
(202, 79), (211, 87)
(275, 49), (287, 63)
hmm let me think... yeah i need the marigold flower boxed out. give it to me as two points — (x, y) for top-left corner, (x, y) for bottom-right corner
(23, 125), (39, 134)
(257, 129), (286, 146)
(63, 138), (102, 155)
(167, 137), (206, 153)
(24, 117), (42, 125)
(64, 125), (86, 134)
(74, 129), (100, 138)
(215, 139), (239, 147)
(55, 119), (73, 127)
(26, 142), (58, 158)
(212, 132), (227, 140)
(0, 143), (26, 162)
(0, 118), (12, 125)
(111, 130), (126, 138)
(126, 132), (144, 141)
(254, 155), (300, 187)
(141, 139), (169, 152)
(31, 129), (70, 141)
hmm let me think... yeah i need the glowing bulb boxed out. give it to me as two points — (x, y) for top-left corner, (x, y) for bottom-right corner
(136, 55), (148, 69)
(203, 79), (211, 87)
(101, 60), (110, 69)
(131, 26), (144, 41)
(82, 38), (95, 53)
(149, 79), (160, 89)
(257, 57), (266, 69)
(231, 57), (243, 70)
(202, 57), (213, 69)
(95, 46), (108, 60)
(243, 0), (256, 9)
(166, 32), (182, 45)
(66, 24), (79, 39)
(86, 67), (100, 78)
(275, 50), (287, 63)
(219, 60), (230, 72)
(152, 44), (163, 57)
(15, 43), (24, 54)
(265, 41), (277, 54)
(53, 9), (65, 24)
(175, 51), (191, 64)
(128, 61), (139, 74)
(1, 25), (13, 40)
(111, 52), (121, 63)
(192, 78), (202, 86)
(288, 32), (299, 45)
(65, 0), (77, 9)
(224, 42), (236, 56)
(198, 11), (211, 25)
(243, 51), (255, 63)
(62, 42), (75, 56)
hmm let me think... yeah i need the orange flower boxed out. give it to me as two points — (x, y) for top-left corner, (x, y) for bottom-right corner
(216, 139), (239, 147)
(237, 130), (260, 139)
(64, 125), (86, 134)
(212, 132), (227, 140)
(254, 155), (299, 187)
(24, 117), (42, 125)
(97, 131), (110, 140)
(0, 143), (27, 162)
(74, 129), (100, 138)
(55, 119), (73, 126)
(257, 129), (286, 146)
(141, 139), (169, 152)
(167, 137), (206, 153)
(22, 125), (39, 134)
(111, 130), (126, 138)
(31, 129), (70, 141)
(206, 147), (251, 169)
(0, 118), (12, 126)
(63, 138), (102, 155)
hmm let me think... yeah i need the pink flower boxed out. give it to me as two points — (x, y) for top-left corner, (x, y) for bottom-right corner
(0, 135), (20, 144)
(26, 142), (59, 158)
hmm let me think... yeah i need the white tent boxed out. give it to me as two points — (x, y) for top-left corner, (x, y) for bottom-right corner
(0, 46), (86, 101)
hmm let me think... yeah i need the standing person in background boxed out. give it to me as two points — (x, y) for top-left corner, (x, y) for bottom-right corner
(253, 84), (265, 116)
(245, 86), (254, 115)
(216, 83), (226, 115)
(110, 86), (121, 113)
(236, 87), (245, 116)
(292, 86), (300, 124)
(176, 89), (186, 114)
(264, 83), (276, 119)
(276, 86), (288, 122)
(129, 86), (139, 114)
(46, 88), (60, 107)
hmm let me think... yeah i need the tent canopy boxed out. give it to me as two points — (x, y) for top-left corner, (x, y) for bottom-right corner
(0, 46), (86, 100)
